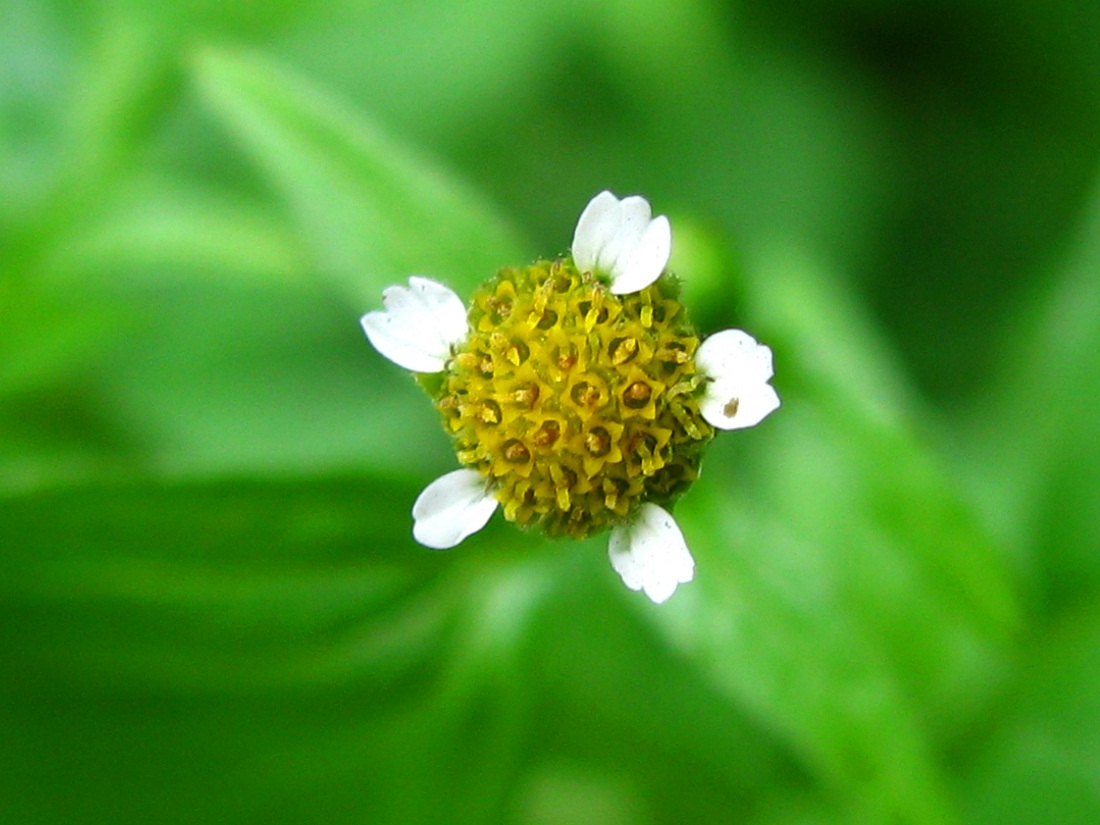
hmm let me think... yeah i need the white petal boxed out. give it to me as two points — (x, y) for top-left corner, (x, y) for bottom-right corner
(696, 329), (774, 384)
(608, 503), (694, 604)
(361, 276), (468, 373)
(595, 195), (654, 275)
(609, 215), (671, 295)
(701, 381), (781, 430)
(572, 190), (621, 274)
(571, 191), (671, 294)
(412, 469), (498, 549)
(696, 329), (781, 430)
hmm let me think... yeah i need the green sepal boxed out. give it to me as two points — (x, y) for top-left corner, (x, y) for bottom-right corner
(416, 370), (447, 400)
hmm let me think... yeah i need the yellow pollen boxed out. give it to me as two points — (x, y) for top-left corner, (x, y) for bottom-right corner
(533, 420), (560, 447)
(571, 382), (601, 409)
(513, 384), (539, 407)
(610, 337), (638, 365)
(503, 439), (530, 463)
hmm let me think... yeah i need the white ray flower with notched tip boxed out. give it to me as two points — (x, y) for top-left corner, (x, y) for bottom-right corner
(360, 275), (469, 373)
(695, 329), (782, 431)
(360, 190), (780, 604)
(572, 190), (672, 295)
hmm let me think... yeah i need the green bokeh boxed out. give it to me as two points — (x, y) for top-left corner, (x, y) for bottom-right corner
(3, 0), (1099, 822)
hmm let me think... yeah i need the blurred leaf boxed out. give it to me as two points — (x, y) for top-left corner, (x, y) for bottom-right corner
(0, 281), (116, 396)
(86, 272), (447, 479)
(969, 175), (1100, 609)
(160, 0), (331, 38)
(0, 476), (549, 824)
(959, 601), (1100, 824)
(458, 0), (889, 282)
(0, 477), (446, 691)
(0, 274), (133, 492)
(1, 6), (181, 278)
(651, 249), (1020, 823)
(672, 487), (955, 824)
(747, 0), (1100, 401)
(0, 0), (72, 223)
(2, 205), (418, 486)
(518, 561), (805, 825)
(63, 11), (176, 193)
(747, 247), (1020, 709)
(279, 0), (572, 141)
(47, 176), (310, 284)
(192, 47), (525, 305)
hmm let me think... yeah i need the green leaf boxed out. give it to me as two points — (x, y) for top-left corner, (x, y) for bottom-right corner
(0, 0), (71, 222)
(47, 176), (310, 285)
(671, 489), (956, 824)
(191, 47), (525, 305)
(519, 564), (804, 825)
(0, 477), (447, 691)
(651, 250), (1020, 823)
(959, 603), (1100, 824)
(0, 277), (132, 492)
(749, 248), (1020, 710)
(68, 265), (446, 480)
(1, 255), (443, 487)
(0, 476), (546, 825)
(1, 9), (180, 280)
(279, 0), (570, 140)
(969, 175), (1100, 608)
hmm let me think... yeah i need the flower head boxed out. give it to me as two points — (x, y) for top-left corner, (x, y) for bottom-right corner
(361, 191), (780, 603)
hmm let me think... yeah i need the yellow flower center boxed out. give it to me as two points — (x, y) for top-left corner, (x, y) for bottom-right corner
(436, 259), (713, 538)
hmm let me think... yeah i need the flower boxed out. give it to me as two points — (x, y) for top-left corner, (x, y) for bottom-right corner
(360, 275), (468, 373)
(572, 190), (672, 295)
(695, 329), (781, 430)
(361, 190), (780, 603)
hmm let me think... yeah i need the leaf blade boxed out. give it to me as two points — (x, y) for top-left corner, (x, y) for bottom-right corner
(192, 47), (525, 305)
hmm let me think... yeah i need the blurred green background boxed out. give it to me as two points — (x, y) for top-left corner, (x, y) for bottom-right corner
(2, 0), (1099, 823)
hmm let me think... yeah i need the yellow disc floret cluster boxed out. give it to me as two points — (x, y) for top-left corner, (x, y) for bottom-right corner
(435, 259), (713, 539)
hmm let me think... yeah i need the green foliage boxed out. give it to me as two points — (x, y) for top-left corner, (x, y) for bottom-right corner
(3, 0), (1100, 823)
(660, 250), (1019, 823)
(192, 47), (524, 303)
